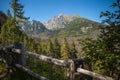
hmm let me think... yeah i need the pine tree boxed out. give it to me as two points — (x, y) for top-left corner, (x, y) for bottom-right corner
(0, 0), (29, 46)
(41, 39), (47, 55)
(10, 0), (28, 23)
(0, 22), (9, 46)
(53, 38), (61, 58)
(81, 0), (120, 79)
(61, 38), (70, 60)
(0, 19), (23, 46)
(46, 39), (53, 57)
(69, 42), (77, 59)
(37, 42), (42, 54)
(100, 0), (120, 54)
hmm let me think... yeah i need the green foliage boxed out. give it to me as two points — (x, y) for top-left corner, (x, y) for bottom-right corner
(81, 38), (120, 77)
(24, 38), (72, 80)
(0, 19), (23, 46)
(80, 0), (120, 79)
(46, 39), (53, 56)
(10, 0), (28, 22)
(100, 0), (120, 26)
(53, 38), (61, 58)
(40, 39), (47, 55)
(69, 42), (77, 59)
(61, 38), (70, 60)
(27, 57), (69, 80)
(100, 0), (120, 55)
(0, 0), (31, 79)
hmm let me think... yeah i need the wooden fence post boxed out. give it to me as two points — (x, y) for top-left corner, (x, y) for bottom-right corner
(69, 60), (75, 80)
(13, 42), (26, 66)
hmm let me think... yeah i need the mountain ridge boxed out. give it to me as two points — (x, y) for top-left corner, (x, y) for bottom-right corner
(43, 14), (80, 30)
(21, 13), (102, 38)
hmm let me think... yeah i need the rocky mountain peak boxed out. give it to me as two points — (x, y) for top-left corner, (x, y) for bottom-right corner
(70, 14), (80, 19)
(58, 13), (67, 17)
(44, 14), (80, 30)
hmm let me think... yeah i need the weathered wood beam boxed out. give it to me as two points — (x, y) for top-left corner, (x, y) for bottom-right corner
(69, 60), (75, 80)
(15, 64), (49, 80)
(77, 68), (114, 80)
(26, 51), (70, 67)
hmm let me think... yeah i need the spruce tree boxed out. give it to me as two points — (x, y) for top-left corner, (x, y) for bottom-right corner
(0, 0), (28, 46)
(41, 39), (47, 55)
(61, 38), (70, 60)
(69, 42), (77, 59)
(46, 39), (53, 57)
(100, 0), (120, 54)
(81, 0), (120, 79)
(37, 43), (42, 54)
(53, 38), (61, 58)
(0, 19), (23, 46)
(10, 0), (28, 23)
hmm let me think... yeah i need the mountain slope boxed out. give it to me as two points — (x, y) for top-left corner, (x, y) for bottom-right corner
(51, 17), (102, 38)
(21, 20), (50, 36)
(22, 14), (102, 38)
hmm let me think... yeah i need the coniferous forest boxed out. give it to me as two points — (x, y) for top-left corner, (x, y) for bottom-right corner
(0, 0), (120, 80)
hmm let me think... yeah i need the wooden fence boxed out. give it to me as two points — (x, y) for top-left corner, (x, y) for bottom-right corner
(9, 44), (115, 80)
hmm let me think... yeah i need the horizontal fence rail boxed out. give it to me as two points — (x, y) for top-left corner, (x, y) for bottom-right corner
(15, 64), (49, 80)
(26, 51), (70, 67)
(77, 68), (114, 80)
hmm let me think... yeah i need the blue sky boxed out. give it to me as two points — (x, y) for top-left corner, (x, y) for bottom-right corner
(0, 0), (115, 22)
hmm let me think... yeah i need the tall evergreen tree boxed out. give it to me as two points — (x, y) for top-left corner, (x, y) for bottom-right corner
(37, 43), (42, 54)
(69, 42), (77, 59)
(41, 39), (47, 55)
(53, 38), (61, 58)
(100, 0), (120, 55)
(61, 38), (70, 60)
(0, 0), (29, 46)
(10, 0), (28, 23)
(81, 0), (120, 79)
(46, 39), (53, 57)
(0, 19), (23, 46)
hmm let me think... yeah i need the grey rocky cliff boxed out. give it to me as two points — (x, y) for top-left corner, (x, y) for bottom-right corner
(44, 14), (80, 30)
